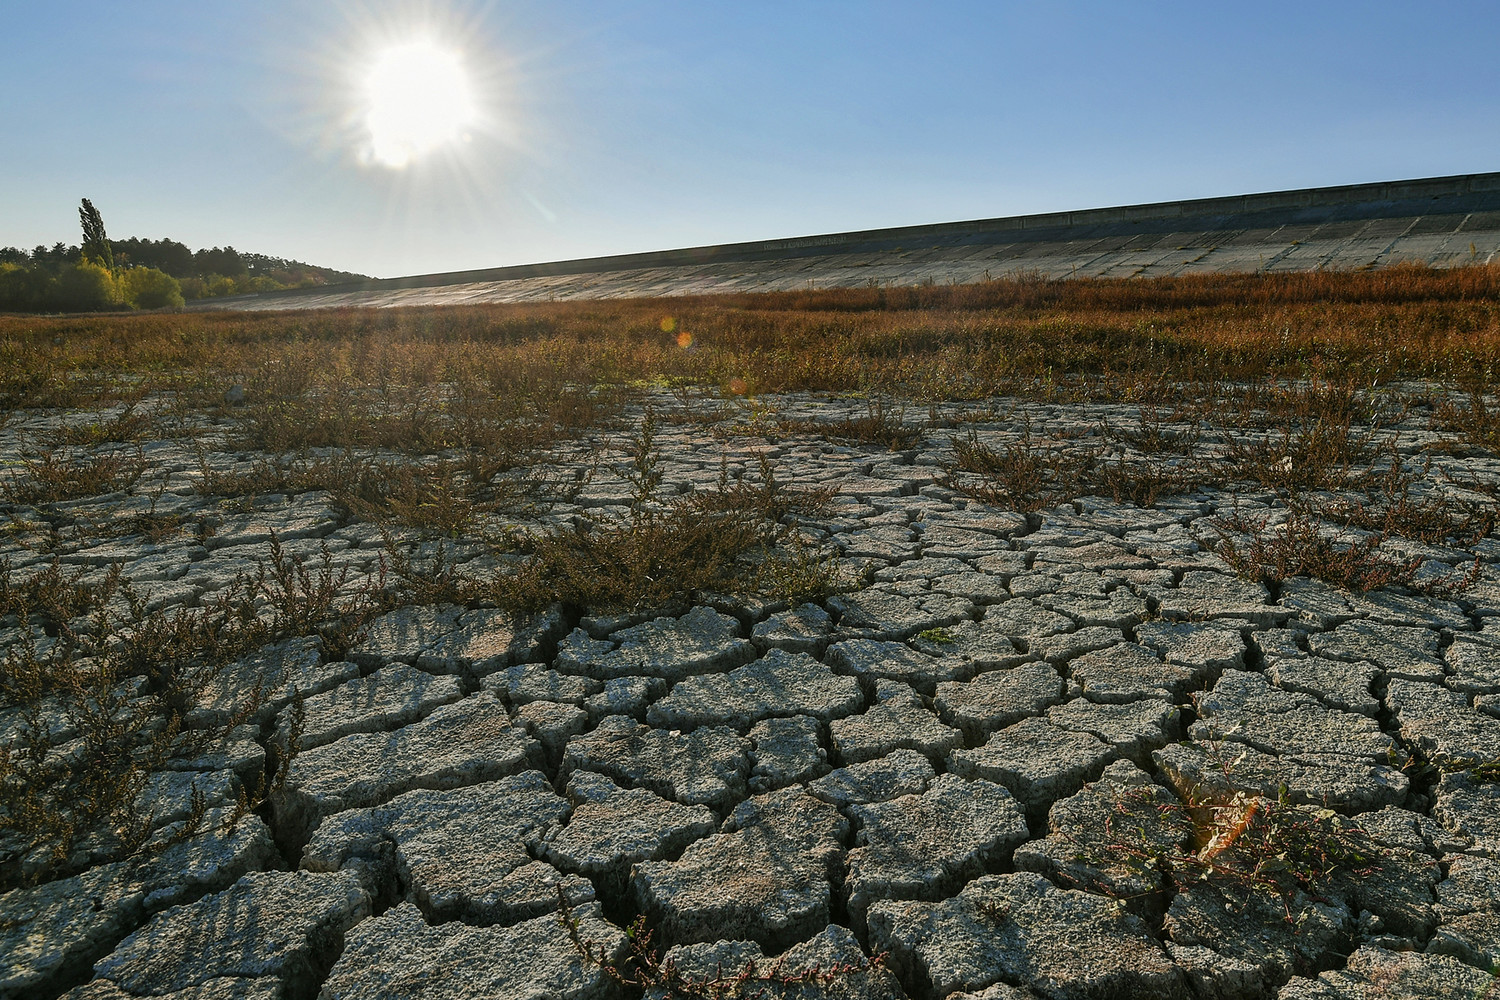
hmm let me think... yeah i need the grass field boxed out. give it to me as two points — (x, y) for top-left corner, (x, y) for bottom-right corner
(4, 263), (1499, 416)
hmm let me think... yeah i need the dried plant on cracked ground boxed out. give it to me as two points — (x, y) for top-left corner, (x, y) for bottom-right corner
(1432, 382), (1500, 452)
(0, 588), (257, 887)
(1218, 415), (1377, 494)
(497, 415), (846, 614)
(231, 360), (617, 458)
(777, 398), (923, 450)
(1212, 509), (1458, 593)
(1095, 786), (1410, 923)
(1209, 508), (1478, 596)
(942, 420), (1204, 510)
(1300, 482), (1497, 548)
(0, 536), (379, 889)
(496, 498), (845, 615)
(558, 890), (887, 1000)
(195, 447), (567, 540)
(941, 421), (1093, 511)
(1092, 458), (1204, 508)
(46, 405), (158, 449)
(1, 444), (148, 505)
(1100, 406), (1203, 455)
(685, 453), (839, 524)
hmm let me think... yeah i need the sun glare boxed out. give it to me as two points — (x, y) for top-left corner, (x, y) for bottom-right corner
(362, 40), (478, 169)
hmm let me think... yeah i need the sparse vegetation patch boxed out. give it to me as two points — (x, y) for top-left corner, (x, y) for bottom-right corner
(2, 266), (1498, 999)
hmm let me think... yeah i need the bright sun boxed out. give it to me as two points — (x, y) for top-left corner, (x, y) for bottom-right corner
(362, 40), (478, 169)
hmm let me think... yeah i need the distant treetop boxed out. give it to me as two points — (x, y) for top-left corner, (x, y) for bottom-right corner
(78, 198), (114, 272)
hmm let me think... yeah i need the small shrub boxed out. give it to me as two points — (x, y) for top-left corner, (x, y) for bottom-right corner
(1209, 509), (1475, 595)
(195, 448), (559, 539)
(256, 535), (381, 650)
(1093, 458), (1202, 508)
(779, 398), (922, 450)
(1220, 418), (1373, 493)
(499, 427), (843, 614)
(685, 454), (838, 523)
(1305, 488), (1495, 547)
(941, 421), (1091, 511)
(84, 507), (194, 545)
(1433, 382), (1500, 452)
(378, 532), (489, 609)
(106, 576), (267, 705)
(1, 626), (177, 883)
(620, 406), (665, 504)
(49, 405), (156, 447)
(498, 505), (774, 614)
(753, 536), (849, 605)
(0, 558), (114, 631)
(1101, 406), (1202, 454)
(2, 445), (147, 504)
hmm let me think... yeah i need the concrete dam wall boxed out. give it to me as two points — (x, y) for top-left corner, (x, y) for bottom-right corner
(197, 171), (1500, 311)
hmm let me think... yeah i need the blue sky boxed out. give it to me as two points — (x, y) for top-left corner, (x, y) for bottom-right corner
(4, 1), (1499, 278)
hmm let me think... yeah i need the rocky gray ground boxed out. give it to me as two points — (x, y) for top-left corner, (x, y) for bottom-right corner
(2, 390), (1499, 999)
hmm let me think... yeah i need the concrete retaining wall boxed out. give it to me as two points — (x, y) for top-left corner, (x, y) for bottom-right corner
(196, 171), (1500, 311)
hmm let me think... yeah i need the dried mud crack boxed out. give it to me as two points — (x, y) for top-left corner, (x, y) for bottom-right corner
(3, 388), (1499, 1000)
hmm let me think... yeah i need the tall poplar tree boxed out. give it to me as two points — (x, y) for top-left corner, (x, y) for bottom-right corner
(79, 198), (114, 272)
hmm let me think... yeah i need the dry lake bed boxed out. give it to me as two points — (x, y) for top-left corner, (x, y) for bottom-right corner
(3, 389), (1499, 1000)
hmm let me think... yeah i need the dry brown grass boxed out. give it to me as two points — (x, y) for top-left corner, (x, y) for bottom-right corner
(0, 531), (386, 889)
(941, 423), (1092, 511)
(1, 445), (148, 504)
(194, 448), (565, 539)
(776, 399), (923, 449)
(3, 263), (1499, 415)
(1209, 509), (1479, 595)
(495, 413), (846, 614)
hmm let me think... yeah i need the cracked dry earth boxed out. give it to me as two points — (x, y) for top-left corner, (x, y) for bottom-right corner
(4, 392), (1500, 1000)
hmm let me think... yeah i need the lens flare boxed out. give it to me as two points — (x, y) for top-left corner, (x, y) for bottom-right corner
(660, 317), (676, 333)
(676, 331), (694, 349)
(362, 40), (478, 168)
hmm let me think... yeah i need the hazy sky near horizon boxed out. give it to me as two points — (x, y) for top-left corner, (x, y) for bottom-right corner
(4, 2), (1500, 279)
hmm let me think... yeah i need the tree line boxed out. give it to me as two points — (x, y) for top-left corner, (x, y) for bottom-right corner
(0, 199), (368, 313)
